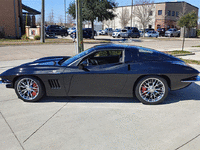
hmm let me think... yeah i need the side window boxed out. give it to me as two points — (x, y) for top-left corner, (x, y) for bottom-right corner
(81, 50), (123, 66)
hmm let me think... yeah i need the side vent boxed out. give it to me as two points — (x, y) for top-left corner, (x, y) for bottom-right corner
(48, 79), (61, 89)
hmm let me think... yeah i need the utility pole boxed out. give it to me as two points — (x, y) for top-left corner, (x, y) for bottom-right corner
(131, 0), (133, 27)
(76, 0), (84, 53)
(64, 0), (66, 27)
(40, 0), (45, 43)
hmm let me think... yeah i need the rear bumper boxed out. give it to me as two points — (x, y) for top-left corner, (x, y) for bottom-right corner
(181, 76), (200, 82)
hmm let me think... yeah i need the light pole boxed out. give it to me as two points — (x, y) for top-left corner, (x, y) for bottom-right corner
(131, 0), (133, 27)
(75, 0), (84, 53)
(64, 0), (66, 27)
(40, 0), (45, 43)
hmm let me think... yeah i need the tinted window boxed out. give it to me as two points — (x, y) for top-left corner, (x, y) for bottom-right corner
(137, 48), (171, 61)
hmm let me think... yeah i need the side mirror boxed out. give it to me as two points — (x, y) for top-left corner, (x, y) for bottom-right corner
(78, 64), (84, 70)
(78, 64), (89, 71)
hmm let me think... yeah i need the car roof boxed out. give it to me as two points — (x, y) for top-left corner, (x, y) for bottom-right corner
(92, 44), (172, 56)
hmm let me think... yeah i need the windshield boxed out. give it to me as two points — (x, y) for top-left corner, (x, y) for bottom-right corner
(61, 47), (95, 66)
(121, 29), (127, 32)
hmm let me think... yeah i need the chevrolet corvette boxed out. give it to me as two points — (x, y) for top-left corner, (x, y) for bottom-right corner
(0, 44), (199, 104)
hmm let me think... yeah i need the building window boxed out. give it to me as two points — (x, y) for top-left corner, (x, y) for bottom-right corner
(176, 11), (179, 17)
(167, 10), (171, 16)
(158, 10), (162, 15)
(172, 11), (175, 16)
(149, 11), (153, 16)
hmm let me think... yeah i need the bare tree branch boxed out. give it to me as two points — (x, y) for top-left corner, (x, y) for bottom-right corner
(133, 0), (154, 36)
(119, 7), (131, 28)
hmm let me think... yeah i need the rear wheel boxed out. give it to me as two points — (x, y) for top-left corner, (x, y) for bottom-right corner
(135, 76), (168, 105)
(15, 76), (45, 102)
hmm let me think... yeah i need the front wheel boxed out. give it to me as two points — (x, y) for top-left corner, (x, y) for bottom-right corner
(15, 76), (45, 102)
(135, 76), (169, 105)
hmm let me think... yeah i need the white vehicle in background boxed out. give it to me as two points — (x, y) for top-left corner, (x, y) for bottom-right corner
(67, 27), (76, 35)
(139, 30), (144, 37)
(112, 28), (121, 38)
(145, 30), (159, 38)
(101, 28), (113, 35)
(165, 28), (180, 37)
(97, 30), (102, 35)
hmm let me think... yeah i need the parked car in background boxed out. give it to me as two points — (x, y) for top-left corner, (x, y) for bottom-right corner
(139, 28), (155, 37)
(139, 30), (144, 37)
(157, 28), (166, 36)
(67, 27), (76, 35)
(112, 28), (121, 38)
(165, 28), (180, 37)
(121, 27), (140, 38)
(145, 30), (159, 38)
(101, 28), (113, 35)
(45, 25), (68, 37)
(97, 30), (102, 35)
(70, 28), (93, 39)
(84, 28), (97, 36)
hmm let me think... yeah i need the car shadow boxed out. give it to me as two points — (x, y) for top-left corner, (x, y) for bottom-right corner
(39, 83), (200, 105)
(40, 96), (140, 103)
(163, 83), (200, 104)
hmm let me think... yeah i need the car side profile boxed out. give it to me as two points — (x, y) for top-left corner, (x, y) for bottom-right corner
(45, 25), (68, 37)
(121, 28), (140, 38)
(0, 44), (199, 105)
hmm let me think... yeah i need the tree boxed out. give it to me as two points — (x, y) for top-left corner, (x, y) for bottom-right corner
(177, 11), (198, 31)
(119, 7), (131, 28)
(68, 0), (117, 38)
(48, 8), (54, 25)
(178, 11), (198, 50)
(132, 0), (154, 37)
(67, 14), (74, 24)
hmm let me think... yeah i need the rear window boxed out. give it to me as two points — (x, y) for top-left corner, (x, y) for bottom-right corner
(138, 49), (170, 61)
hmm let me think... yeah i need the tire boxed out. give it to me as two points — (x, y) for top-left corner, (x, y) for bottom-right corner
(135, 76), (169, 105)
(14, 76), (45, 102)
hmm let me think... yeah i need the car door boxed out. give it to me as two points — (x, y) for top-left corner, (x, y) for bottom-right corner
(66, 49), (128, 97)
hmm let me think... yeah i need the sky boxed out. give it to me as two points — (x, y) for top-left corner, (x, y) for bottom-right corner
(22, 0), (200, 23)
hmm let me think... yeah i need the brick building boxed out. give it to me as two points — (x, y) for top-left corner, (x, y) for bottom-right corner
(103, 1), (198, 30)
(0, 0), (40, 38)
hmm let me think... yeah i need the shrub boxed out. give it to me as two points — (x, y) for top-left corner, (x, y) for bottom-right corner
(34, 35), (40, 40)
(0, 31), (5, 38)
(21, 34), (29, 40)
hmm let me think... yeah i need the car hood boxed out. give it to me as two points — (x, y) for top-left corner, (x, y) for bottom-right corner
(25, 56), (71, 66)
(0, 56), (71, 77)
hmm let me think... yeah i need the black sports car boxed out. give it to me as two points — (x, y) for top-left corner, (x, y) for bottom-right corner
(0, 44), (199, 104)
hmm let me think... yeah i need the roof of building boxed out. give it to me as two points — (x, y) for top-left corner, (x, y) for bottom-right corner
(22, 4), (41, 15)
(117, 1), (198, 9)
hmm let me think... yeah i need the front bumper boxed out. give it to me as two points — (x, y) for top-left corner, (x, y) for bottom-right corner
(0, 78), (13, 88)
(121, 34), (129, 38)
(181, 76), (200, 82)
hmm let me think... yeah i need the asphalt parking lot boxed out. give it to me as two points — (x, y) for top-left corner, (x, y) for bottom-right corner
(1, 38), (200, 149)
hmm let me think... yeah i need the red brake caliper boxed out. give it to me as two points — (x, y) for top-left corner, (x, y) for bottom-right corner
(32, 83), (37, 96)
(142, 86), (147, 93)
